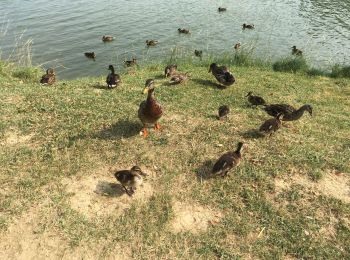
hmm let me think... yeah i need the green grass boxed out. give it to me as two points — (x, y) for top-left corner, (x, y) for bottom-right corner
(0, 61), (349, 259)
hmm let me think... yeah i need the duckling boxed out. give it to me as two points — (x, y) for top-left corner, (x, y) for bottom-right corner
(218, 105), (230, 120)
(169, 72), (189, 85)
(259, 113), (283, 136)
(218, 7), (227, 12)
(164, 64), (177, 77)
(242, 23), (255, 29)
(234, 43), (241, 50)
(209, 63), (235, 87)
(40, 68), (56, 85)
(194, 50), (203, 58)
(138, 79), (163, 137)
(212, 142), (244, 177)
(106, 65), (121, 88)
(178, 28), (190, 34)
(146, 40), (158, 46)
(246, 92), (266, 106)
(292, 46), (303, 56)
(84, 52), (96, 60)
(263, 104), (312, 121)
(124, 58), (137, 67)
(114, 166), (147, 196)
(102, 35), (114, 42)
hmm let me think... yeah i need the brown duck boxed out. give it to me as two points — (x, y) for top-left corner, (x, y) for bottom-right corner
(212, 142), (244, 177)
(114, 166), (147, 196)
(263, 104), (312, 121)
(243, 23), (255, 29)
(169, 72), (189, 85)
(164, 64), (177, 77)
(234, 43), (241, 50)
(292, 46), (303, 56)
(84, 52), (96, 59)
(40, 68), (56, 85)
(146, 40), (158, 46)
(259, 113), (283, 136)
(218, 7), (227, 12)
(218, 105), (230, 120)
(102, 35), (114, 42)
(178, 28), (190, 34)
(138, 79), (163, 137)
(246, 92), (266, 106)
(124, 58), (137, 67)
(209, 63), (235, 87)
(194, 50), (203, 58)
(106, 65), (121, 88)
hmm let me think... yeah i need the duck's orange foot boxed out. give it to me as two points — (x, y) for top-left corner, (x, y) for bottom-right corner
(141, 128), (149, 138)
(154, 123), (161, 130)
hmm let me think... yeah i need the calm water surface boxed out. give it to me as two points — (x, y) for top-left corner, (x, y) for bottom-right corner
(0, 0), (349, 79)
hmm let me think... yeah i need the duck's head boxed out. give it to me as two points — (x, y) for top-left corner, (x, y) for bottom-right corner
(243, 23), (246, 27)
(46, 68), (55, 75)
(292, 46), (297, 50)
(178, 28), (181, 32)
(108, 65), (114, 71)
(245, 91), (253, 97)
(131, 166), (148, 178)
(143, 79), (155, 94)
(304, 104), (313, 116)
(209, 63), (217, 72)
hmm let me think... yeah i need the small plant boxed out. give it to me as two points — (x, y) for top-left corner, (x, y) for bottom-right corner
(330, 64), (350, 78)
(12, 66), (41, 81)
(273, 56), (308, 73)
(306, 68), (326, 77)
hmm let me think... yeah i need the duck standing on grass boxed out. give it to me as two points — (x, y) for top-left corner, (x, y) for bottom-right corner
(209, 63), (235, 87)
(40, 68), (56, 85)
(164, 64), (177, 77)
(169, 72), (190, 85)
(212, 142), (244, 177)
(106, 65), (121, 88)
(259, 113), (283, 136)
(246, 92), (266, 106)
(114, 166), (147, 196)
(138, 79), (163, 137)
(218, 105), (230, 120)
(263, 104), (312, 121)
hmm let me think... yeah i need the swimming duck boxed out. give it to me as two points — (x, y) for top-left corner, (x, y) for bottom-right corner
(146, 40), (158, 46)
(178, 28), (190, 34)
(242, 23), (255, 29)
(169, 72), (189, 85)
(194, 50), (203, 58)
(84, 52), (96, 60)
(209, 63), (235, 87)
(40, 68), (56, 85)
(102, 35), (114, 42)
(218, 7), (227, 12)
(106, 65), (121, 88)
(138, 79), (163, 137)
(124, 58), (137, 67)
(164, 64), (177, 77)
(212, 142), (244, 177)
(263, 104), (312, 121)
(114, 166), (147, 196)
(246, 92), (266, 106)
(218, 105), (230, 120)
(292, 46), (303, 56)
(259, 113), (283, 136)
(234, 43), (241, 50)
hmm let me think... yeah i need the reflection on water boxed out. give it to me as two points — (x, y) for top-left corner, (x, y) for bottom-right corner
(0, 0), (349, 79)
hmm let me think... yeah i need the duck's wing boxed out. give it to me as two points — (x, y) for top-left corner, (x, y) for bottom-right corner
(212, 152), (234, 174)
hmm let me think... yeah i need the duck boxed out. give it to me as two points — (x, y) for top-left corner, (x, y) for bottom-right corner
(218, 105), (230, 120)
(212, 142), (244, 177)
(292, 46), (303, 56)
(138, 79), (163, 137)
(124, 58), (137, 67)
(194, 50), (203, 58)
(169, 72), (189, 85)
(146, 40), (158, 46)
(246, 92), (266, 106)
(40, 68), (56, 85)
(106, 65), (121, 88)
(242, 23), (255, 29)
(178, 28), (190, 34)
(263, 104), (312, 121)
(234, 43), (241, 50)
(84, 52), (96, 60)
(164, 64), (177, 77)
(102, 35), (114, 42)
(209, 63), (235, 87)
(114, 166), (147, 196)
(218, 7), (227, 12)
(259, 113), (283, 136)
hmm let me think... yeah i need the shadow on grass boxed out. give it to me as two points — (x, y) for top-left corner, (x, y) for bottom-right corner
(95, 180), (125, 197)
(191, 79), (227, 89)
(239, 129), (264, 139)
(195, 159), (215, 181)
(95, 120), (141, 139)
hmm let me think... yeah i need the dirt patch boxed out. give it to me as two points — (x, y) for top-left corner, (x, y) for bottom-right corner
(1, 129), (33, 146)
(4, 94), (24, 105)
(63, 166), (154, 219)
(170, 201), (223, 234)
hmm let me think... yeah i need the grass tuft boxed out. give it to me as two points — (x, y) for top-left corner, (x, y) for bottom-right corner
(272, 56), (309, 73)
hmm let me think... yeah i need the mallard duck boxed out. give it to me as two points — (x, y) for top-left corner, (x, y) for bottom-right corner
(106, 65), (121, 88)
(246, 92), (266, 106)
(102, 35), (114, 42)
(292, 46), (303, 56)
(218, 7), (227, 12)
(146, 40), (158, 46)
(40, 68), (56, 85)
(218, 105), (230, 120)
(259, 113), (283, 136)
(114, 166), (147, 196)
(209, 63), (235, 87)
(234, 43), (241, 50)
(243, 23), (255, 29)
(263, 104), (312, 121)
(178, 28), (190, 34)
(169, 72), (189, 85)
(124, 58), (137, 67)
(138, 79), (163, 137)
(194, 50), (203, 58)
(164, 64), (177, 77)
(212, 142), (244, 177)
(84, 52), (96, 59)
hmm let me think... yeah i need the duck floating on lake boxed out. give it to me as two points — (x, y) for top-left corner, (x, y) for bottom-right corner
(102, 35), (114, 42)
(146, 40), (158, 46)
(124, 58), (137, 67)
(243, 23), (255, 29)
(84, 52), (96, 60)
(292, 46), (303, 56)
(178, 28), (190, 34)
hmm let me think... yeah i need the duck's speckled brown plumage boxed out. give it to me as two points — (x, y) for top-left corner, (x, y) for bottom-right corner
(209, 63), (235, 86)
(263, 104), (312, 121)
(259, 114), (283, 135)
(164, 64), (177, 77)
(212, 142), (243, 177)
(246, 92), (266, 106)
(40, 68), (56, 85)
(114, 166), (146, 196)
(218, 105), (230, 120)
(170, 73), (189, 85)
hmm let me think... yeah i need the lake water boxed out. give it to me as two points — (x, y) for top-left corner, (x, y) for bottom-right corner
(0, 0), (349, 79)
